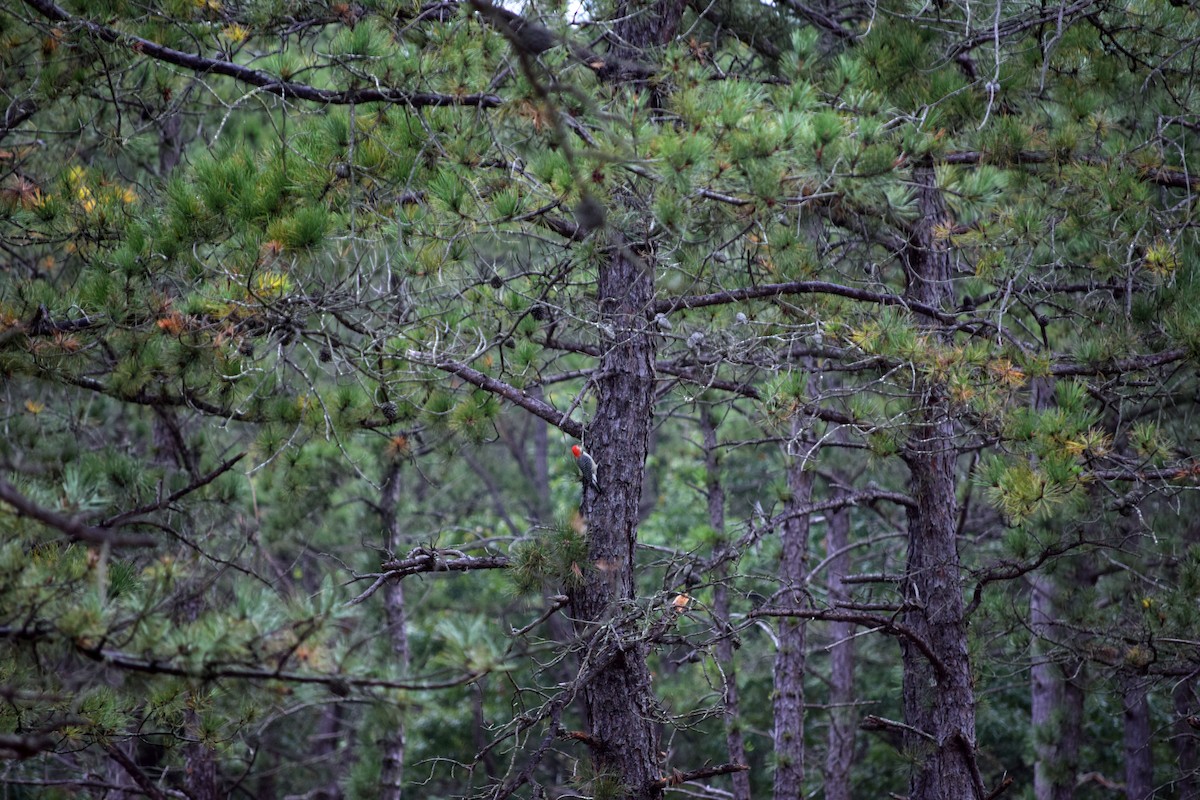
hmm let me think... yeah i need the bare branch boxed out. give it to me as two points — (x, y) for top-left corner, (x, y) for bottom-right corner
(860, 714), (935, 742)
(752, 606), (947, 678)
(947, 0), (1100, 58)
(347, 548), (512, 606)
(652, 762), (751, 789)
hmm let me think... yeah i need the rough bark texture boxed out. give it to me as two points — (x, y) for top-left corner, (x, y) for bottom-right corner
(532, 386), (551, 522)
(1031, 572), (1067, 800)
(702, 411), (751, 800)
(823, 497), (856, 800)
(1123, 677), (1153, 800)
(773, 424), (813, 800)
(379, 461), (408, 800)
(1174, 681), (1199, 800)
(900, 162), (978, 800)
(158, 108), (184, 176)
(570, 241), (660, 799)
(611, 0), (688, 56)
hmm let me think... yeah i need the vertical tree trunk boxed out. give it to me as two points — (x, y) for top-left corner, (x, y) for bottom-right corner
(570, 8), (686, 797)
(1123, 677), (1153, 800)
(702, 410), (751, 800)
(1029, 376), (1081, 800)
(570, 241), (660, 799)
(823, 497), (856, 800)
(158, 108), (184, 176)
(1031, 572), (1066, 800)
(1060, 664), (1085, 791)
(899, 161), (979, 800)
(773, 422), (813, 800)
(1173, 681), (1199, 800)
(379, 460), (409, 800)
(532, 386), (551, 522)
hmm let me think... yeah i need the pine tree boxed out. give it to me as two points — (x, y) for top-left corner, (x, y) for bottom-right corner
(2, 0), (1199, 798)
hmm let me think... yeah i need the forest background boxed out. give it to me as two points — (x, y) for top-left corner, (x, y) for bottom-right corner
(1, 0), (1199, 798)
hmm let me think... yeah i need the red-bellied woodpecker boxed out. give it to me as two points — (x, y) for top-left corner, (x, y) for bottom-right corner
(571, 445), (601, 493)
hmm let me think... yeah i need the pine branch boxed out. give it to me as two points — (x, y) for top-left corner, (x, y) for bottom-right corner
(776, 0), (855, 41)
(947, 0), (1100, 58)
(0, 478), (156, 547)
(860, 714), (936, 742)
(19, 0), (502, 109)
(100, 451), (246, 528)
(75, 641), (488, 691)
(1088, 463), (1200, 482)
(653, 280), (959, 324)
(408, 351), (585, 439)
(62, 375), (264, 423)
(686, 0), (782, 61)
(1050, 348), (1189, 377)
(940, 150), (1200, 192)
(380, 548), (511, 577)
(347, 548), (511, 606)
(651, 762), (750, 789)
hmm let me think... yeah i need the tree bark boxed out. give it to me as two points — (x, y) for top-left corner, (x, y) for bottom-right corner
(1031, 572), (1067, 800)
(823, 497), (856, 800)
(702, 410), (751, 800)
(1174, 680), (1199, 800)
(899, 161), (979, 800)
(378, 460), (409, 800)
(773, 420), (813, 800)
(1123, 676), (1153, 800)
(570, 240), (660, 799)
(532, 386), (551, 522)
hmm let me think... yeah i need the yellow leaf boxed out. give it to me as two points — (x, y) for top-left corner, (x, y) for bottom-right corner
(24, 399), (45, 415)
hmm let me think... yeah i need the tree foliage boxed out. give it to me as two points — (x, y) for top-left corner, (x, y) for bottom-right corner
(2, 0), (1199, 798)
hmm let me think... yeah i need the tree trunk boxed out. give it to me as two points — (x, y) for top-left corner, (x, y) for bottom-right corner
(1123, 676), (1153, 800)
(158, 108), (184, 176)
(773, 421), (813, 800)
(823, 498), (856, 800)
(570, 240), (660, 799)
(378, 460), (409, 800)
(1029, 376), (1080, 800)
(900, 161), (979, 800)
(532, 386), (551, 522)
(565, 4), (696, 794)
(1173, 680), (1199, 800)
(702, 410), (751, 800)
(1031, 572), (1066, 800)
(611, 0), (688, 56)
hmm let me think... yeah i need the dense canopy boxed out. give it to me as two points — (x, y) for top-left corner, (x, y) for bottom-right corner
(1, 0), (1199, 798)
